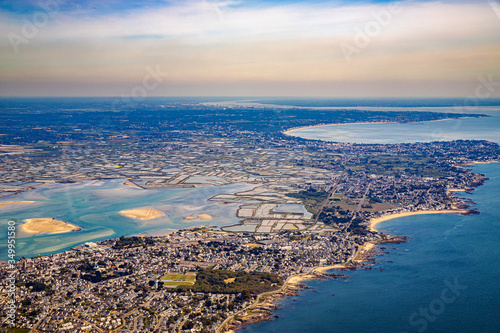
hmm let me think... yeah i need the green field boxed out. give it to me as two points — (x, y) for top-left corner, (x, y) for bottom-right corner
(328, 194), (394, 213)
(7, 328), (30, 333)
(161, 273), (196, 286)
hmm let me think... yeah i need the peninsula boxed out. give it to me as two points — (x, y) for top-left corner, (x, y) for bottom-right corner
(0, 200), (35, 208)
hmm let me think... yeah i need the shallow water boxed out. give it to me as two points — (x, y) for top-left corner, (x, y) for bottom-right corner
(0, 180), (251, 260)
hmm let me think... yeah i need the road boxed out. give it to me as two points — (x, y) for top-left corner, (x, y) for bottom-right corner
(312, 170), (346, 225)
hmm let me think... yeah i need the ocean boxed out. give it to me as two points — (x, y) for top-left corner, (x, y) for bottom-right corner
(240, 102), (500, 333)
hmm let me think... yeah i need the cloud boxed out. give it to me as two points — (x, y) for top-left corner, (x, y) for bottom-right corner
(0, 0), (499, 96)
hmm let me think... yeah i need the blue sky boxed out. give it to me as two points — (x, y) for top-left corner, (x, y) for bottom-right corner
(1, 0), (500, 97)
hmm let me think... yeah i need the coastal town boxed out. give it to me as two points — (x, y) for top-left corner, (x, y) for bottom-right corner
(1, 226), (398, 332)
(1, 104), (499, 332)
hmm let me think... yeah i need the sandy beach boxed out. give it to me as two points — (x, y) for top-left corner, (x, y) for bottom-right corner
(463, 160), (500, 166)
(221, 266), (351, 332)
(119, 208), (164, 220)
(370, 209), (468, 232)
(314, 264), (347, 273)
(0, 200), (35, 208)
(287, 274), (317, 285)
(22, 218), (81, 234)
(353, 242), (375, 262)
(184, 214), (213, 221)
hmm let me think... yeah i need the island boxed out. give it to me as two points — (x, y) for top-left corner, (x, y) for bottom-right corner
(184, 214), (213, 221)
(21, 218), (81, 234)
(0, 200), (35, 209)
(119, 208), (164, 220)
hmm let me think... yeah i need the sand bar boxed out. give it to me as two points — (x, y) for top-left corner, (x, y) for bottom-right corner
(22, 218), (80, 234)
(314, 264), (347, 273)
(370, 209), (468, 232)
(0, 200), (35, 208)
(184, 214), (213, 221)
(119, 208), (164, 220)
(287, 274), (317, 286)
(463, 160), (499, 166)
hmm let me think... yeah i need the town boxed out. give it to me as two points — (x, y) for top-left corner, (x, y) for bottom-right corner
(2, 226), (394, 332)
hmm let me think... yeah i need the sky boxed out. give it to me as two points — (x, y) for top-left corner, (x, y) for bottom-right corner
(1, 0), (500, 97)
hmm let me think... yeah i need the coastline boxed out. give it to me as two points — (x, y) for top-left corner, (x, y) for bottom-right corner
(369, 209), (468, 232)
(219, 242), (377, 333)
(219, 270), (329, 333)
(282, 121), (395, 136)
(222, 164), (493, 333)
(2, 162), (495, 331)
(221, 207), (479, 332)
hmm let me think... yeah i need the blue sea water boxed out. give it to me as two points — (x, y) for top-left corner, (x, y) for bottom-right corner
(287, 107), (500, 144)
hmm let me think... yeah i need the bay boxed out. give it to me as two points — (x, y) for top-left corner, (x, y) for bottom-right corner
(286, 107), (500, 144)
(0, 180), (252, 260)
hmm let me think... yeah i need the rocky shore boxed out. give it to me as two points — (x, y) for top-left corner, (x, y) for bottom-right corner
(223, 235), (408, 332)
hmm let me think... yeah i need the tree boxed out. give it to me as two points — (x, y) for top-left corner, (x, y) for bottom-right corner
(241, 290), (251, 301)
(183, 320), (194, 330)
